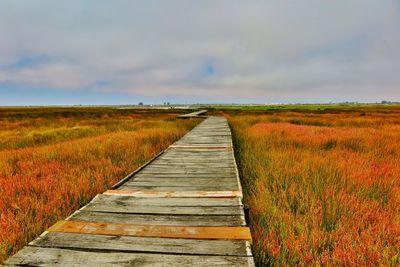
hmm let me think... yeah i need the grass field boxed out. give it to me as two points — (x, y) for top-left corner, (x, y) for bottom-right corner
(0, 107), (198, 263)
(223, 106), (400, 266)
(2, 106), (400, 265)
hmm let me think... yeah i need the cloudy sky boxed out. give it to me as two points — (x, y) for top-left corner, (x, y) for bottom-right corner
(0, 1), (399, 105)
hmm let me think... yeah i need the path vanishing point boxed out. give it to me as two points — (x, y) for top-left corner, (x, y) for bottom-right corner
(5, 112), (255, 266)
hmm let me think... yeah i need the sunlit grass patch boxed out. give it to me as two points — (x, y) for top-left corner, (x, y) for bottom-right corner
(228, 108), (400, 266)
(0, 108), (198, 263)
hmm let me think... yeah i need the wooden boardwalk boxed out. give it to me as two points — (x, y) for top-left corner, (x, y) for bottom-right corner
(5, 116), (254, 266)
(177, 109), (208, 118)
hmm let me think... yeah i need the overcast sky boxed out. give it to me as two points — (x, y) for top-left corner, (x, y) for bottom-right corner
(1, 1), (399, 105)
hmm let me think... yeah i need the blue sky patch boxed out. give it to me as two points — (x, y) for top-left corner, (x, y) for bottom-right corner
(9, 54), (49, 69)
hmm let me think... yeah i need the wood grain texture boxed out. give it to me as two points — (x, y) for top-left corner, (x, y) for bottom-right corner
(117, 186), (240, 192)
(47, 220), (252, 241)
(83, 196), (243, 215)
(68, 211), (246, 226)
(132, 173), (237, 179)
(129, 177), (237, 185)
(5, 247), (255, 266)
(30, 232), (251, 256)
(104, 189), (243, 198)
(89, 194), (242, 207)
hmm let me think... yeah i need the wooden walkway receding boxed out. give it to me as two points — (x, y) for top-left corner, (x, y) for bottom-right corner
(5, 116), (255, 266)
(177, 109), (208, 118)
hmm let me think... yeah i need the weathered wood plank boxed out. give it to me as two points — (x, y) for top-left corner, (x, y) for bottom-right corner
(156, 158), (233, 162)
(174, 138), (232, 141)
(128, 177), (237, 185)
(166, 150), (231, 153)
(142, 165), (236, 170)
(135, 174), (238, 178)
(157, 154), (232, 158)
(133, 170), (237, 174)
(154, 157), (233, 161)
(150, 161), (235, 165)
(162, 152), (232, 155)
(48, 221), (252, 241)
(31, 232), (251, 256)
(162, 151), (232, 155)
(133, 172), (237, 177)
(104, 190), (243, 198)
(139, 168), (236, 171)
(132, 173), (237, 179)
(170, 147), (232, 150)
(139, 170), (237, 175)
(150, 162), (234, 167)
(90, 194), (242, 207)
(140, 166), (236, 170)
(124, 181), (237, 187)
(69, 211), (246, 226)
(84, 197), (243, 215)
(5, 247), (255, 267)
(147, 157), (233, 161)
(176, 140), (231, 144)
(159, 156), (233, 160)
(177, 109), (208, 118)
(118, 185), (240, 192)
(176, 136), (231, 138)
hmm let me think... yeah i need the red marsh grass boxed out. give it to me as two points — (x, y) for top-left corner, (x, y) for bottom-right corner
(225, 107), (400, 266)
(0, 107), (198, 263)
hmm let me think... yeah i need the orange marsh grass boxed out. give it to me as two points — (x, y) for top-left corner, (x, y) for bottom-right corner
(227, 111), (400, 266)
(0, 108), (198, 263)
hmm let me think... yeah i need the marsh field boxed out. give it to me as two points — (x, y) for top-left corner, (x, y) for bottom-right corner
(221, 106), (400, 266)
(0, 107), (198, 263)
(1, 105), (400, 265)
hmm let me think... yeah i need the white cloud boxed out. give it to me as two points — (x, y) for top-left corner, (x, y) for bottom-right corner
(0, 0), (399, 103)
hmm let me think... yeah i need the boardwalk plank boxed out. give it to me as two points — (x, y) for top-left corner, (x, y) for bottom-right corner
(31, 232), (251, 256)
(69, 211), (246, 226)
(127, 177), (237, 185)
(139, 170), (237, 175)
(47, 221), (252, 240)
(89, 194), (242, 207)
(118, 185), (240, 191)
(84, 197), (243, 215)
(141, 166), (236, 171)
(177, 109), (208, 118)
(103, 190), (243, 198)
(132, 173), (237, 179)
(5, 247), (254, 267)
